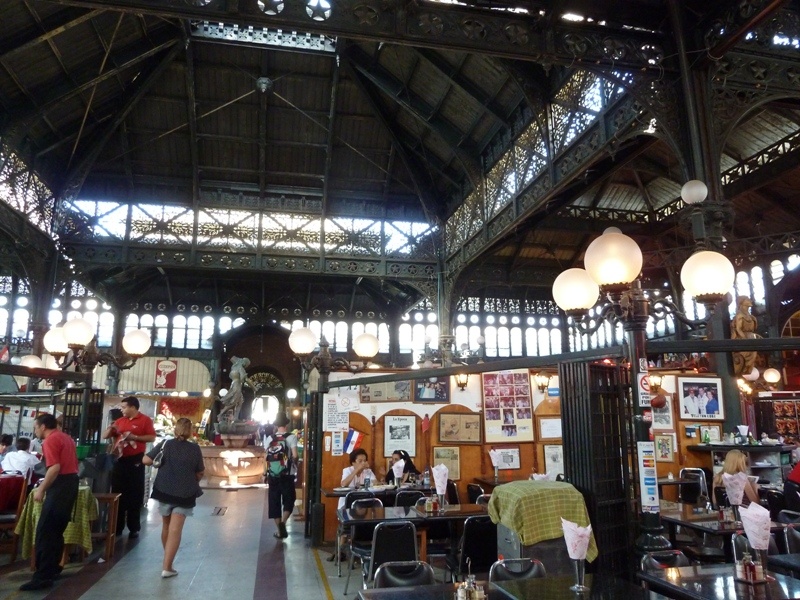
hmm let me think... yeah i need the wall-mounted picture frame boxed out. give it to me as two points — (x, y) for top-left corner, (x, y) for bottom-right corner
(433, 446), (460, 480)
(384, 415), (416, 457)
(537, 417), (562, 441)
(654, 433), (674, 462)
(360, 381), (411, 403)
(492, 446), (521, 470)
(651, 393), (675, 431)
(439, 412), (482, 444)
(677, 376), (724, 420)
(414, 378), (450, 403)
(700, 424), (722, 443)
(482, 371), (534, 443)
(543, 444), (564, 476)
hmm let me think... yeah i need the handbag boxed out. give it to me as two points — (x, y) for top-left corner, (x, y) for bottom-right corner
(152, 441), (166, 468)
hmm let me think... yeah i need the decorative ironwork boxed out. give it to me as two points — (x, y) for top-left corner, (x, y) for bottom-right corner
(193, 21), (336, 52)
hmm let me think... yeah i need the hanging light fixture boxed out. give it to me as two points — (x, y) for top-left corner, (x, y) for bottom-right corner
(763, 368), (782, 385)
(648, 373), (663, 392)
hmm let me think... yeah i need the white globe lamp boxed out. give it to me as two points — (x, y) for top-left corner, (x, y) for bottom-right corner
(764, 368), (782, 384)
(122, 329), (152, 356)
(681, 180), (708, 205)
(62, 318), (95, 347)
(352, 333), (379, 358)
(680, 251), (734, 305)
(43, 327), (69, 355)
(552, 268), (600, 316)
(288, 327), (317, 355)
(19, 355), (44, 369)
(584, 232), (643, 292)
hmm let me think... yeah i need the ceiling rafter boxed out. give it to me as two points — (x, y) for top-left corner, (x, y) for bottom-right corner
(321, 52), (341, 218)
(0, 7), (104, 63)
(183, 31), (200, 206)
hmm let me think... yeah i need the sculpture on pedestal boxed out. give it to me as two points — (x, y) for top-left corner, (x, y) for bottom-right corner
(731, 296), (760, 376)
(218, 356), (254, 423)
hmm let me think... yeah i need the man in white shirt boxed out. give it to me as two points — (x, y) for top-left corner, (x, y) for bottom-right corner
(1, 437), (41, 480)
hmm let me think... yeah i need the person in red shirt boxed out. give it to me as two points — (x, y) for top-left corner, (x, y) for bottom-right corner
(103, 396), (156, 539)
(19, 413), (79, 591)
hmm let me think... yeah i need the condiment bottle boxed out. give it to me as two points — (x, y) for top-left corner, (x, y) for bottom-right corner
(431, 495), (439, 511)
(425, 497), (433, 512)
(735, 558), (745, 580)
(742, 552), (756, 582)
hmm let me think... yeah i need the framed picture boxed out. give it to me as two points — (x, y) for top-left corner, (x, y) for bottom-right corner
(360, 381), (411, 402)
(493, 446), (521, 470)
(483, 371), (534, 443)
(677, 377), (724, 420)
(414, 378), (450, 403)
(543, 444), (564, 476)
(537, 417), (562, 441)
(654, 434), (674, 462)
(651, 393), (675, 431)
(700, 424), (722, 443)
(384, 415), (416, 457)
(439, 412), (482, 444)
(433, 446), (460, 480)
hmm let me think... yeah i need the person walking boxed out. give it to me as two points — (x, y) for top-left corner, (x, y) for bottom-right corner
(19, 414), (79, 591)
(143, 417), (204, 578)
(264, 412), (298, 539)
(103, 396), (156, 538)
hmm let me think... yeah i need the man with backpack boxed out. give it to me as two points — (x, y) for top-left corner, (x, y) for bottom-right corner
(264, 411), (297, 539)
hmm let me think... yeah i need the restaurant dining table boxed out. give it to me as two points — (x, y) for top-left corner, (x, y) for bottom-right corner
(639, 563), (800, 599)
(357, 580), (505, 600)
(659, 500), (784, 561)
(15, 484), (98, 561)
(337, 504), (487, 562)
(0, 474), (25, 512)
(473, 476), (528, 490)
(494, 573), (657, 599)
(323, 483), (434, 499)
(768, 553), (800, 578)
(656, 477), (692, 496)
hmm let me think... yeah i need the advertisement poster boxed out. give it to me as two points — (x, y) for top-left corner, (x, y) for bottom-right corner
(637, 441), (660, 513)
(482, 370), (534, 443)
(154, 359), (178, 389)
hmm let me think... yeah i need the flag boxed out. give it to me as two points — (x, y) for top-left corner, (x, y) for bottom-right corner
(344, 429), (363, 454)
(421, 414), (430, 433)
(0, 345), (8, 363)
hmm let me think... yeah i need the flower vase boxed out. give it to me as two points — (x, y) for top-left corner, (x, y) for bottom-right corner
(570, 558), (589, 592)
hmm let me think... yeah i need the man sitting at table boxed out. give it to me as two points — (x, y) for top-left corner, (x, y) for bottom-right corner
(327, 449), (377, 563)
(19, 413), (79, 592)
(1, 437), (41, 483)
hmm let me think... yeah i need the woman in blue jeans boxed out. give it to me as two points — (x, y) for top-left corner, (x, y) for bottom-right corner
(143, 418), (204, 578)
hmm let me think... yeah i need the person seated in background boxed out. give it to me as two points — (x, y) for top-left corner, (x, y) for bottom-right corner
(2, 437), (43, 484)
(385, 450), (420, 485)
(327, 448), (377, 564)
(712, 449), (759, 506)
(0, 434), (15, 459)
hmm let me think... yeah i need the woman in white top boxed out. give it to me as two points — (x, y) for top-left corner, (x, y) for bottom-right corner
(337, 448), (376, 509)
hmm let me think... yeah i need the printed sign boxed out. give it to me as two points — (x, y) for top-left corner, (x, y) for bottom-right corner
(155, 359), (178, 389)
(637, 441), (660, 513)
(323, 394), (350, 432)
(637, 372), (651, 407)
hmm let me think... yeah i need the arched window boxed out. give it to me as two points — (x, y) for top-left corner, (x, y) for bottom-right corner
(550, 329), (561, 355)
(11, 309), (29, 339)
(97, 312), (114, 347)
(377, 323), (390, 353)
(185, 316), (201, 349)
(412, 324), (426, 359)
(172, 315), (187, 349)
(751, 266), (765, 306)
(321, 321), (335, 346)
(219, 316), (233, 334)
(335, 322), (348, 352)
(309, 320), (322, 346)
(48, 309), (63, 327)
(200, 316), (214, 350)
(154, 314), (169, 347)
(538, 328), (551, 356)
(398, 323), (412, 354)
(484, 326), (497, 357)
(455, 325), (468, 351)
(497, 327), (510, 357)
(425, 324), (439, 349)
(525, 327), (537, 356)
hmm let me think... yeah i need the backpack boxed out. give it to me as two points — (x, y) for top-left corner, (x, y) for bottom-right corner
(266, 433), (292, 478)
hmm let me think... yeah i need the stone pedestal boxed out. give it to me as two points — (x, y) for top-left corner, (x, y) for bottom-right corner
(200, 445), (265, 486)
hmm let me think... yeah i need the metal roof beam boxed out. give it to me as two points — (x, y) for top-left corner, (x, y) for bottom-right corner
(0, 8), (104, 63)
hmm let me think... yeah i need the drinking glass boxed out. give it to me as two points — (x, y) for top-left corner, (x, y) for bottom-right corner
(570, 558), (589, 592)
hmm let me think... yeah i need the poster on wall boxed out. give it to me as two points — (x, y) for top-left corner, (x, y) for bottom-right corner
(154, 359), (178, 389)
(482, 370), (534, 443)
(359, 381), (411, 402)
(543, 444), (564, 476)
(323, 395), (350, 432)
(384, 415), (416, 457)
(637, 441), (660, 513)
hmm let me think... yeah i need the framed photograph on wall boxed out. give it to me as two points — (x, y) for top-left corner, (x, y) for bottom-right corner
(700, 424), (722, 443)
(493, 446), (521, 470)
(543, 444), (564, 476)
(414, 379), (450, 403)
(677, 377), (724, 420)
(384, 415), (416, 457)
(537, 417), (562, 441)
(433, 446), (460, 480)
(654, 434), (674, 462)
(651, 393), (675, 431)
(360, 381), (411, 402)
(439, 412), (482, 444)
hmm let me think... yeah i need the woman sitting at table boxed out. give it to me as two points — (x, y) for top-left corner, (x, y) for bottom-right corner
(385, 450), (419, 485)
(712, 449), (759, 506)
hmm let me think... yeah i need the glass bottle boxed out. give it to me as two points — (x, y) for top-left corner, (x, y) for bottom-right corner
(702, 429), (711, 444)
(742, 552), (756, 582)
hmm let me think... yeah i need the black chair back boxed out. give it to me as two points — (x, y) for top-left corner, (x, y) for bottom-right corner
(778, 509), (800, 524)
(640, 550), (690, 571)
(458, 515), (497, 577)
(351, 498), (383, 543)
(679, 468), (709, 498)
(678, 473), (702, 504)
(785, 480), (800, 512)
(395, 490), (424, 507)
(786, 525), (800, 553)
(367, 521), (418, 584)
(467, 483), (484, 504)
(732, 532), (779, 561)
(476, 494), (491, 506)
(446, 480), (460, 505)
(713, 486), (729, 509)
(489, 558), (546, 582)
(373, 561), (435, 588)
(766, 490), (787, 521)
(344, 490), (376, 509)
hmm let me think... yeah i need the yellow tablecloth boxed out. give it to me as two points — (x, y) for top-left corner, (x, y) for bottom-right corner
(15, 485), (98, 559)
(487, 480), (598, 561)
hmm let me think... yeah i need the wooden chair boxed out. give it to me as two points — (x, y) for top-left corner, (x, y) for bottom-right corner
(92, 493), (121, 562)
(0, 475), (27, 563)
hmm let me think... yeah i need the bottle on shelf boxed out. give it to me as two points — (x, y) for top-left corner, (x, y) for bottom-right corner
(702, 428), (711, 444)
(422, 469), (431, 488)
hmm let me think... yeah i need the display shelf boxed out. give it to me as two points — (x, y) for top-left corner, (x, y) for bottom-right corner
(687, 444), (794, 485)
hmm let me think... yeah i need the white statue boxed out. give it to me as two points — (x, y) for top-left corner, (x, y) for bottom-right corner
(218, 356), (253, 422)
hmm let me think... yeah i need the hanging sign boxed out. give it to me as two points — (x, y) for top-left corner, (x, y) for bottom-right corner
(155, 359), (178, 389)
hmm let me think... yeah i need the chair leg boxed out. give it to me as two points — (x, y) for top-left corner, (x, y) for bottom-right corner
(336, 534), (341, 577)
(343, 550), (354, 594)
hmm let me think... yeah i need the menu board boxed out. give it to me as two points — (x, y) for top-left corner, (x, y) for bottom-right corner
(482, 370), (534, 443)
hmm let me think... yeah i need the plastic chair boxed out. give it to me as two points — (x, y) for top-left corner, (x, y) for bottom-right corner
(489, 558), (546, 582)
(373, 560), (435, 588)
(476, 494), (491, 506)
(394, 490), (424, 507)
(445, 515), (497, 582)
(640, 550), (690, 571)
(466, 483), (484, 504)
(340, 496), (382, 578)
(345, 520), (418, 593)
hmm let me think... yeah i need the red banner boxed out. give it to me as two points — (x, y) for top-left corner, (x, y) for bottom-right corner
(154, 359), (178, 389)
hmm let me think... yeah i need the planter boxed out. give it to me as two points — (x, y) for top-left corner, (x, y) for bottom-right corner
(200, 445), (266, 486)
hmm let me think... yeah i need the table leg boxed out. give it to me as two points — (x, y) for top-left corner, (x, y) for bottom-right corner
(418, 528), (427, 563)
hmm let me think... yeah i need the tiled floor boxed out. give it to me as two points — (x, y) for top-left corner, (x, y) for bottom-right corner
(0, 486), (350, 600)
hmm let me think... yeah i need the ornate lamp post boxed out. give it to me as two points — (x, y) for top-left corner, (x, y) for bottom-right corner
(551, 189), (735, 553)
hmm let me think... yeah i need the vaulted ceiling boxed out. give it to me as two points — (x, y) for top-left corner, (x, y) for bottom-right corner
(1, 0), (800, 320)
